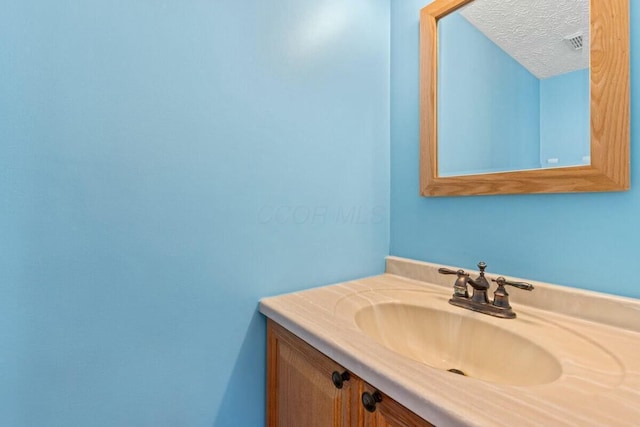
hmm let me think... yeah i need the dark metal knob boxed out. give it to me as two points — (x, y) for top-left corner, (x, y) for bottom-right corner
(361, 391), (382, 412)
(331, 371), (350, 389)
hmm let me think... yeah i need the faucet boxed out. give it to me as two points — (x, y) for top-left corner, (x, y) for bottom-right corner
(438, 262), (534, 319)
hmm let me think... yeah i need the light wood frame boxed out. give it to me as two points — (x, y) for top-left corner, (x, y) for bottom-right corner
(420, 0), (630, 196)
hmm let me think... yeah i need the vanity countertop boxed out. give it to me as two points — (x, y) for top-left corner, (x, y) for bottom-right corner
(259, 257), (640, 427)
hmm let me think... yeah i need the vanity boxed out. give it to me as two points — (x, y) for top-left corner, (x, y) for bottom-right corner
(260, 257), (640, 426)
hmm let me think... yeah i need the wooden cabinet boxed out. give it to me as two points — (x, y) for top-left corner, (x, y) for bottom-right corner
(266, 319), (434, 427)
(267, 320), (353, 426)
(359, 383), (434, 427)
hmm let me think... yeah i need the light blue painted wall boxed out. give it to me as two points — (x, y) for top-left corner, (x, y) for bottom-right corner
(391, 0), (639, 298)
(438, 13), (540, 176)
(540, 69), (591, 167)
(0, 1), (389, 426)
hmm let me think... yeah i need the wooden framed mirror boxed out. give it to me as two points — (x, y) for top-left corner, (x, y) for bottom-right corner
(420, 0), (629, 196)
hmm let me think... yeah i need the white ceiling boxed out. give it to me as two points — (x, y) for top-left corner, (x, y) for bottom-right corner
(458, 0), (589, 79)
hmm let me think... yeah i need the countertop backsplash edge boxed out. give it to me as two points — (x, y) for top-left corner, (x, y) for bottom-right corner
(385, 256), (640, 333)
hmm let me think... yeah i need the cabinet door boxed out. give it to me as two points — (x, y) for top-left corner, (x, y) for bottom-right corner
(359, 383), (434, 427)
(267, 320), (353, 427)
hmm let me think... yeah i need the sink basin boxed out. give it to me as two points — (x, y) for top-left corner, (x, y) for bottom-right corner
(355, 302), (562, 386)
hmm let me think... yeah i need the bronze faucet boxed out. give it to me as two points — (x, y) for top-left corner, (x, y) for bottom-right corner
(438, 262), (534, 319)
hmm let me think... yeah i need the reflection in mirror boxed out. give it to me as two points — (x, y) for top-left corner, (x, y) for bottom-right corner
(437, 0), (590, 177)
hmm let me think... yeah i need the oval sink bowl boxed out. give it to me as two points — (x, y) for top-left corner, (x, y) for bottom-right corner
(355, 302), (562, 386)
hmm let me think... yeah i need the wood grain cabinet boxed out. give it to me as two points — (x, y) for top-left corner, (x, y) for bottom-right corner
(266, 319), (434, 427)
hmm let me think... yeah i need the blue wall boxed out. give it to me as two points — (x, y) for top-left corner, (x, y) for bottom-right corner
(438, 13), (540, 176)
(0, 1), (389, 425)
(2, 0), (636, 425)
(391, 0), (639, 299)
(540, 69), (591, 167)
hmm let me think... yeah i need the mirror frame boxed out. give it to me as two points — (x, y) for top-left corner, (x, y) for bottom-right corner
(420, 0), (629, 197)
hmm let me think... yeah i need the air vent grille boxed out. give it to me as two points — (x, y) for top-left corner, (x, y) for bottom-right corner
(564, 33), (583, 50)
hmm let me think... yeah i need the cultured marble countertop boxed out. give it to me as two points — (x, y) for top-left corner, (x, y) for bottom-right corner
(259, 257), (640, 427)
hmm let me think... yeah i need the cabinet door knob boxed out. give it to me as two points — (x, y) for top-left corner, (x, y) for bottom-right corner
(331, 371), (350, 389)
(361, 391), (383, 412)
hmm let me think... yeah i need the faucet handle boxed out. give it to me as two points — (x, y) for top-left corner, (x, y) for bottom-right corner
(438, 267), (468, 276)
(491, 277), (534, 291)
(439, 268), (470, 298)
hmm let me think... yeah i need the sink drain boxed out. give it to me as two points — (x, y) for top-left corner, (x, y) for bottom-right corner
(447, 368), (466, 376)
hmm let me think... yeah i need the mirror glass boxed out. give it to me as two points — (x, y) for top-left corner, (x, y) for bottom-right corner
(437, 0), (590, 177)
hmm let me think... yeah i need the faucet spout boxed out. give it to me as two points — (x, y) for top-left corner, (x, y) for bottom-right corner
(467, 262), (490, 304)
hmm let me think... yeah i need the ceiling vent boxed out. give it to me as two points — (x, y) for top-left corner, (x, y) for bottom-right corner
(564, 32), (584, 50)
